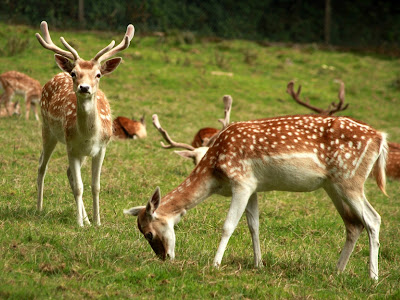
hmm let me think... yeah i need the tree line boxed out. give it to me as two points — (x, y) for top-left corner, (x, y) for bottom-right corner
(1, 0), (399, 47)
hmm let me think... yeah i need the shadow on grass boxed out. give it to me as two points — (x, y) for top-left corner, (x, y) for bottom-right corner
(0, 204), (75, 225)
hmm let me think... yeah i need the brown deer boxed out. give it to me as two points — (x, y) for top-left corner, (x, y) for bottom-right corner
(152, 95), (232, 165)
(0, 70), (41, 120)
(125, 114), (387, 280)
(113, 115), (147, 139)
(287, 80), (400, 180)
(36, 21), (134, 226)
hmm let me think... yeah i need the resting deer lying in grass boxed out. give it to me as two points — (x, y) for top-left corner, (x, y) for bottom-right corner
(0, 70), (41, 120)
(125, 113), (387, 280)
(152, 95), (232, 165)
(113, 115), (147, 139)
(287, 80), (400, 180)
(0, 100), (20, 117)
(36, 21), (134, 226)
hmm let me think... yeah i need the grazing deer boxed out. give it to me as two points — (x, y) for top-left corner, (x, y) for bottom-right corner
(113, 115), (147, 139)
(0, 70), (41, 120)
(287, 80), (400, 180)
(152, 95), (232, 165)
(36, 21), (134, 226)
(125, 114), (387, 280)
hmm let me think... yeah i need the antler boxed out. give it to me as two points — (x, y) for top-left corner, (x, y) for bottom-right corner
(286, 80), (349, 116)
(286, 81), (325, 114)
(206, 95), (234, 147)
(327, 80), (349, 115)
(93, 24), (135, 63)
(152, 114), (195, 151)
(218, 95), (233, 129)
(35, 21), (79, 60)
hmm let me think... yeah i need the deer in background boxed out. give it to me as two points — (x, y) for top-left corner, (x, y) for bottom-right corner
(125, 113), (387, 280)
(152, 95), (232, 165)
(113, 114), (147, 139)
(36, 21), (134, 226)
(287, 80), (400, 180)
(0, 70), (41, 120)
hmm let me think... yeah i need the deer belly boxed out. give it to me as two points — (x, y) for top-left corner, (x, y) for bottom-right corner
(255, 153), (327, 192)
(69, 139), (104, 157)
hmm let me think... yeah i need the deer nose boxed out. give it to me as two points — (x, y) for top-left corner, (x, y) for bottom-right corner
(78, 84), (90, 94)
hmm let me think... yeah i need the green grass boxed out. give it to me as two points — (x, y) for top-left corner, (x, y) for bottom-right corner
(1, 23), (400, 299)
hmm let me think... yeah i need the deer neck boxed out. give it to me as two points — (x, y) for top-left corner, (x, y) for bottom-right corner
(75, 92), (100, 137)
(158, 162), (219, 218)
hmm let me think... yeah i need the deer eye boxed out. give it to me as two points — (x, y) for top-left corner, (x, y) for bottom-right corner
(96, 73), (101, 79)
(145, 232), (153, 241)
(70, 71), (76, 78)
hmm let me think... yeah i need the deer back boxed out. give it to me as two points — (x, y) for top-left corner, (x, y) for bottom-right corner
(198, 115), (386, 193)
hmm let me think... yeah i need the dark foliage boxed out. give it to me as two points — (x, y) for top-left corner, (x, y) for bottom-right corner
(1, 0), (399, 46)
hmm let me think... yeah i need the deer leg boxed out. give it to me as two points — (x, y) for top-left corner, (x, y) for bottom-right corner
(25, 95), (31, 120)
(324, 184), (364, 273)
(342, 194), (380, 280)
(37, 129), (57, 211)
(245, 193), (263, 268)
(325, 184), (380, 280)
(26, 95), (40, 121)
(91, 147), (106, 226)
(68, 154), (86, 227)
(360, 197), (381, 280)
(67, 157), (90, 225)
(33, 102), (39, 121)
(213, 187), (253, 267)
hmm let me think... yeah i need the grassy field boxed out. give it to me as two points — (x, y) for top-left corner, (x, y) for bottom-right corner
(0, 22), (400, 299)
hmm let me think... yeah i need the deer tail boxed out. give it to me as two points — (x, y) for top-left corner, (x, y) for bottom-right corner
(374, 132), (388, 196)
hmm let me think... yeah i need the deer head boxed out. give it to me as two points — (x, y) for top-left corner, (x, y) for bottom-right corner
(36, 21), (134, 101)
(124, 186), (181, 260)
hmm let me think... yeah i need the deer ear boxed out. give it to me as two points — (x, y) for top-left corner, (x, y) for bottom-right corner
(174, 150), (196, 159)
(101, 57), (122, 75)
(123, 206), (145, 216)
(146, 186), (161, 216)
(54, 54), (74, 73)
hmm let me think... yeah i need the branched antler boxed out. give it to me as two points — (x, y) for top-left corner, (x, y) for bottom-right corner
(36, 21), (134, 63)
(35, 21), (79, 60)
(287, 80), (349, 116)
(152, 114), (195, 151)
(327, 80), (349, 115)
(93, 24), (135, 63)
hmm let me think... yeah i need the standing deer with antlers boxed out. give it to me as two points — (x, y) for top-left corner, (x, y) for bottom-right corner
(36, 21), (134, 226)
(152, 95), (232, 165)
(125, 113), (387, 280)
(287, 80), (400, 180)
(0, 71), (41, 120)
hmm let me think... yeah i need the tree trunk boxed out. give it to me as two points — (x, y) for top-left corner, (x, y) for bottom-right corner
(324, 0), (331, 45)
(79, 0), (85, 28)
